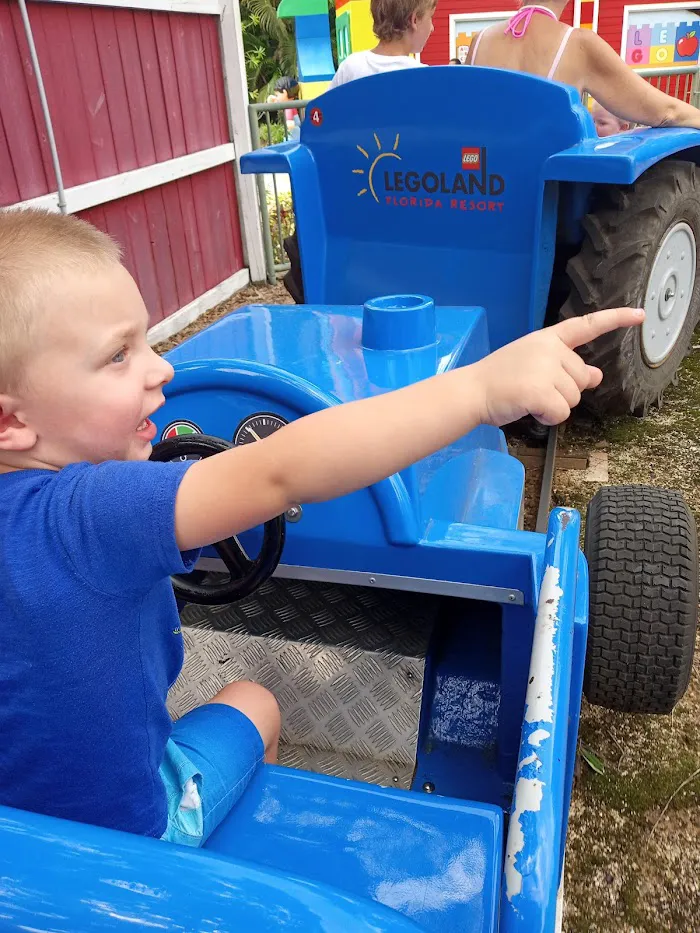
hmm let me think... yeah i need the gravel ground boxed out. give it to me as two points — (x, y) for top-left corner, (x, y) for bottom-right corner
(159, 288), (700, 931)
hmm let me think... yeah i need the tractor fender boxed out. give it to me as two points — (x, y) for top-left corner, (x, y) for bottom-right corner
(544, 126), (700, 186)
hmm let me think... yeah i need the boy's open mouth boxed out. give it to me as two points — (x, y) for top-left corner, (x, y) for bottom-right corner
(136, 417), (156, 441)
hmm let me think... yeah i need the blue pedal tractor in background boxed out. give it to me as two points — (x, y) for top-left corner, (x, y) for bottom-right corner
(1, 67), (699, 933)
(243, 66), (700, 416)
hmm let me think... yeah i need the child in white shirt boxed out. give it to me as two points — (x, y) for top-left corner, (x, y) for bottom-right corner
(331, 0), (435, 88)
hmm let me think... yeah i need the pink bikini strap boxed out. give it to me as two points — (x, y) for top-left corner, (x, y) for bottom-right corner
(505, 4), (558, 39)
(547, 25), (574, 79)
(470, 28), (486, 65)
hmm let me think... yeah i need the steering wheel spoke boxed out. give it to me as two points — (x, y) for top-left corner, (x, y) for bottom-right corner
(150, 435), (286, 605)
(216, 536), (254, 576)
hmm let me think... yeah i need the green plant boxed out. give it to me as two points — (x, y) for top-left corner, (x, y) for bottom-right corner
(241, 0), (296, 100)
(240, 0), (338, 101)
(258, 120), (288, 147)
(266, 190), (295, 265)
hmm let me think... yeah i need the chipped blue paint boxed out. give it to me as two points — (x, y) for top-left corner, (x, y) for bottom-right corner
(501, 508), (582, 933)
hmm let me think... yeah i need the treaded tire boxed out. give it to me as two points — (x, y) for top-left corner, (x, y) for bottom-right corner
(583, 485), (698, 714)
(560, 160), (700, 416)
(282, 230), (305, 304)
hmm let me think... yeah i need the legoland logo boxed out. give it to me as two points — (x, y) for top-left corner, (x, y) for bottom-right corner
(354, 134), (505, 213)
(354, 132), (403, 203)
(462, 147), (481, 170)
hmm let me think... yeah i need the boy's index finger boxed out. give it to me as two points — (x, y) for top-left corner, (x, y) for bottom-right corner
(554, 308), (645, 349)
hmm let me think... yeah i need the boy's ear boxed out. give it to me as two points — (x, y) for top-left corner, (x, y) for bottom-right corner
(0, 396), (37, 451)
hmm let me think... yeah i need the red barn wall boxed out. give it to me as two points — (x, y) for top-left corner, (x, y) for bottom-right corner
(598, 0), (629, 52)
(0, 0), (245, 327)
(79, 166), (244, 326)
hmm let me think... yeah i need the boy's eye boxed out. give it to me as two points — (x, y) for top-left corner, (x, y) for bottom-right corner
(111, 348), (127, 364)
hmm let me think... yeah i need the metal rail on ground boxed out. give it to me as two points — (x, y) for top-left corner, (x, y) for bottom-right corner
(536, 425), (560, 534)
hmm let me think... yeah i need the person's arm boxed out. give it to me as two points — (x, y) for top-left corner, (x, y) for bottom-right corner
(581, 30), (700, 129)
(465, 36), (480, 66)
(174, 308), (643, 550)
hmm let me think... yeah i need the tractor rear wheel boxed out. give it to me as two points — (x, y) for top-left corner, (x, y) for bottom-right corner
(583, 485), (698, 714)
(560, 160), (700, 416)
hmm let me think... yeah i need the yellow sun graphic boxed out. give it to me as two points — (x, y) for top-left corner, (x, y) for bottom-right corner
(354, 133), (401, 203)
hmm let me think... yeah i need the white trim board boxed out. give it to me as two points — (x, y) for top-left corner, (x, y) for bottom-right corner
(573, 0), (600, 31)
(219, 0), (266, 282)
(34, 0), (222, 14)
(11, 144), (235, 215)
(148, 267), (250, 345)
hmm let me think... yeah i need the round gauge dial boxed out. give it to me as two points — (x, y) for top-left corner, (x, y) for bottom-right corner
(234, 412), (288, 446)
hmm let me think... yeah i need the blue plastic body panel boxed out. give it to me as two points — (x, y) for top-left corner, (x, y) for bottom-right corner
(500, 509), (585, 933)
(0, 805), (423, 932)
(294, 12), (336, 82)
(241, 67), (700, 344)
(545, 126), (700, 183)
(161, 301), (524, 553)
(206, 765), (504, 933)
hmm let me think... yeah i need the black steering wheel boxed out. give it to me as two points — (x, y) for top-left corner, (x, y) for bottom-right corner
(150, 434), (286, 605)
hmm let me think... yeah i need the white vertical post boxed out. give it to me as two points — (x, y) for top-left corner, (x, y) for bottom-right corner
(573, 0), (580, 28)
(573, 0), (599, 32)
(219, 0), (267, 283)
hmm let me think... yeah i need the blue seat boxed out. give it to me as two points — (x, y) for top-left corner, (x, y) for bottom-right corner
(205, 765), (504, 933)
(241, 66), (595, 349)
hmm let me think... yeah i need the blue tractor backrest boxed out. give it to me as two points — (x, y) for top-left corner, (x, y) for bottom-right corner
(294, 67), (594, 348)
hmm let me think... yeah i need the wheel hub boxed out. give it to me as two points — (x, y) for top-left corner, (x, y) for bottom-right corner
(642, 222), (696, 366)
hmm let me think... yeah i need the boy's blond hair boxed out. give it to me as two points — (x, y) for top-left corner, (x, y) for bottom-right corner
(0, 209), (121, 393)
(371, 0), (436, 41)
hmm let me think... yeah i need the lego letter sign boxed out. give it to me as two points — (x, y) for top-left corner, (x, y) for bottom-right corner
(624, 8), (700, 68)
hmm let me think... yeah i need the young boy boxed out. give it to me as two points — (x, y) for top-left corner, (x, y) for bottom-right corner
(591, 100), (634, 137)
(330, 0), (436, 88)
(0, 208), (642, 846)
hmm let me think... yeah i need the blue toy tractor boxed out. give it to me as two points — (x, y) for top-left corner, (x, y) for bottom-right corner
(1, 289), (697, 932)
(243, 66), (700, 416)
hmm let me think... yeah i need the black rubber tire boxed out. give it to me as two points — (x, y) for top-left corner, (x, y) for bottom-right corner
(560, 160), (700, 416)
(583, 485), (698, 714)
(282, 230), (305, 304)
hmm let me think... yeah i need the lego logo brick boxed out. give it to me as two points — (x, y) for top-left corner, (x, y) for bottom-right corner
(462, 147), (481, 170)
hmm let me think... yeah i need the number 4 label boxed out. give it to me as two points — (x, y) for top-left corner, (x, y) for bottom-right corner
(309, 107), (323, 126)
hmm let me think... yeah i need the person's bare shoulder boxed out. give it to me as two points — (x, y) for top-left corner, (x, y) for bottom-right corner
(575, 27), (620, 70)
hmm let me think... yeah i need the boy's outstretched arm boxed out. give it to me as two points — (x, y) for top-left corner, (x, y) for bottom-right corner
(174, 308), (643, 550)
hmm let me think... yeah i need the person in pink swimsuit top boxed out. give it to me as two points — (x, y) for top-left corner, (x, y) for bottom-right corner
(471, 4), (573, 81)
(466, 1), (700, 131)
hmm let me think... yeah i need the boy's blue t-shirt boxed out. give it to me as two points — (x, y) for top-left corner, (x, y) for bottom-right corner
(0, 460), (199, 838)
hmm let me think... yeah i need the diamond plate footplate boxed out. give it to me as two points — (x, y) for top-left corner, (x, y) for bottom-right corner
(167, 579), (438, 788)
(277, 746), (414, 789)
